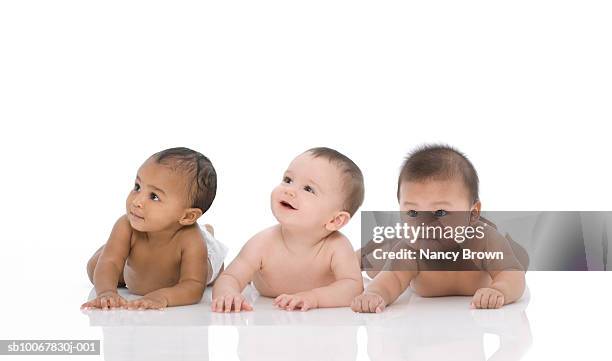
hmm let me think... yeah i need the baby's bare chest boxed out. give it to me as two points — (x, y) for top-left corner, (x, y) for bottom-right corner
(127, 243), (181, 269)
(253, 244), (336, 295)
(412, 271), (492, 296)
(124, 239), (182, 293)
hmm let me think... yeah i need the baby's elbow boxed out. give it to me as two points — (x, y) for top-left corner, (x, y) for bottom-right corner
(350, 277), (364, 296)
(185, 279), (206, 299)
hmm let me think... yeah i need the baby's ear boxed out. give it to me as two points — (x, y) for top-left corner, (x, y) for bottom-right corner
(179, 208), (203, 226)
(469, 201), (482, 224)
(325, 211), (351, 232)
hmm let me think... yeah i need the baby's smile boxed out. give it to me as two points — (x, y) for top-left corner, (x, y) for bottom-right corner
(279, 200), (298, 210)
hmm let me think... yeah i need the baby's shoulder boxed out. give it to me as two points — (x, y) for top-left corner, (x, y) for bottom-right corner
(477, 221), (510, 245)
(324, 231), (355, 253)
(175, 224), (206, 251)
(110, 214), (136, 245)
(246, 225), (281, 248)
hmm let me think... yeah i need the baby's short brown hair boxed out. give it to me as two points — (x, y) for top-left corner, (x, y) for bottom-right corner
(152, 147), (217, 213)
(397, 144), (479, 203)
(307, 147), (364, 217)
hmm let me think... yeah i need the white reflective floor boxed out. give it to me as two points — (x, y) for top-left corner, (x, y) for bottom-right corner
(3, 272), (612, 360)
(79, 279), (533, 361)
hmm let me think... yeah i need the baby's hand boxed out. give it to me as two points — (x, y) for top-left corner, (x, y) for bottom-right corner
(273, 292), (318, 311)
(211, 293), (253, 313)
(126, 295), (167, 310)
(81, 291), (127, 310)
(351, 291), (386, 313)
(471, 287), (505, 309)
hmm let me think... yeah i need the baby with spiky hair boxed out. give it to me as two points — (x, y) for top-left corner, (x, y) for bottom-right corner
(353, 144), (527, 313)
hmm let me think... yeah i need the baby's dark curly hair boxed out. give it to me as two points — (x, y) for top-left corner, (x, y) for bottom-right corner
(152, 147), (217, 213)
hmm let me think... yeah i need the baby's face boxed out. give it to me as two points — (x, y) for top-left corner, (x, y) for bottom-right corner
(399, 178), (478, 249)
(125, 158), (191, 232)
(271, 152), (347, 230)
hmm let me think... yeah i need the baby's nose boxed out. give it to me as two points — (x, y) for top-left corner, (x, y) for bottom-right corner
(132, 195), (144, 207)
(284, 187), (296, 197)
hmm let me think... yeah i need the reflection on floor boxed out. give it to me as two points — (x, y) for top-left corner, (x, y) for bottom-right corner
(82, 281), (531, 361)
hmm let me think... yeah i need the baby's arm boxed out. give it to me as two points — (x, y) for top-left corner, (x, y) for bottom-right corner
(211, 233), (264, 312)
(351, 269), (416, 313)
(127, 228), (207, 309)
(81, 215), (131, 309)
(472, 227), (526, 309)
(274, 237), (363, 311)
(471, 268), (525, 309)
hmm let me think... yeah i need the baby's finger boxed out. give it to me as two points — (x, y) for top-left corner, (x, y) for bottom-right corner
(273, 294), (286, 306)
(224, 297), (233, 313)
(93, 298), (103, 309)
(234, 296), (244, 312)
(100, 297), (109, 310)
(495, 295), (504, 309)
(301, 301), (310, 312)
(139, 300), (151, 310)
(276, 296), (290, 308)
(216, 297), (226, 312)
(368, 298), (380, 313)
(361, 297), (370, 313)
(80, 300), (95, 309)
(107, 297), (116, 309)
(241, 300), (253, 311)
(351, 296), (361, 312)
(487, 293), (498, 309)
(286, 298), (300, 311)
(479, 292), (491, 309)
(147, 300), (163, 310)
(211, 298), (220, 312)
(375, 302), (385, 313)
(472, 292), (482, 309)
(127, 300), (141, 310)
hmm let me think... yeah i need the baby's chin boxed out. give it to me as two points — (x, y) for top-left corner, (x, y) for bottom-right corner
(128, 220), (148, 232)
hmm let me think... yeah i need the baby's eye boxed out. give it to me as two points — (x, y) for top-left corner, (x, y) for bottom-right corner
(406, 210), (418, 217)
(150, 193), (160, 201)
(133, 183), (141, 192)
(304, 185), (315, 194)
(283, 176), (292, 184)
(433, 209), (448, 218)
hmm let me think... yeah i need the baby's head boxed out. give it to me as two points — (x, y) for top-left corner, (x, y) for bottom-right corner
(126, 147), (217, 232)
(271, 147), (364, 233)
(397, 144), (480, 224)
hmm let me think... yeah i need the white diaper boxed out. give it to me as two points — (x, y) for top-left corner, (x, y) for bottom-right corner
(201, 226), (229, 285)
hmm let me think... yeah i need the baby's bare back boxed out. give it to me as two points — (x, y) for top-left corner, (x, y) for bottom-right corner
(252, 227), (340, 297)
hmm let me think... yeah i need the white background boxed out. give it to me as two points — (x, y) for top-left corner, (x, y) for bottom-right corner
(1, 1), (611, 360)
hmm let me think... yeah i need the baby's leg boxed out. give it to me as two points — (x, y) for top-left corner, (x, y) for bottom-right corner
(86, 245), (126, 287)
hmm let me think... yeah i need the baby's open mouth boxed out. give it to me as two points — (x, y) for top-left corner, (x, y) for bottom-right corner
(280, 201), (297, 210)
